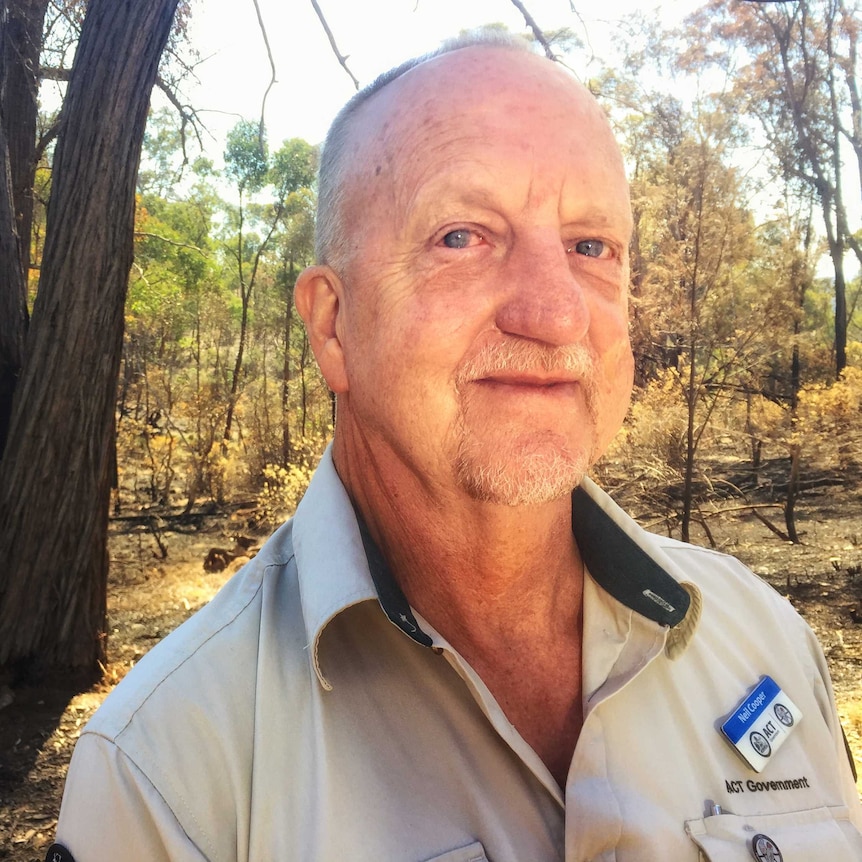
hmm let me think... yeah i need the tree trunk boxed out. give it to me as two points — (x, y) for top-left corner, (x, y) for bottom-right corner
(0, 120), (26, 456)
(785, 442), (801, 544)
(0, 0), (49, 456)
(3, 0), (49, 278)
(0, 0), (179, 681)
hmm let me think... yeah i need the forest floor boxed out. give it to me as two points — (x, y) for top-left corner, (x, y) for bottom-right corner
(1, 461), (862, 861)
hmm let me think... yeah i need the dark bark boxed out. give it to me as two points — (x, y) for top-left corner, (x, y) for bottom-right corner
(2, 0), (49, 277)
(0, 0), (179, 679)
(0, 118), (26, 456)
(0, 0), (48, 456)
(785, 443), (801, 544)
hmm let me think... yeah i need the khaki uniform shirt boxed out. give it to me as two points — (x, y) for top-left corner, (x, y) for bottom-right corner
(54, 448), (862, 861)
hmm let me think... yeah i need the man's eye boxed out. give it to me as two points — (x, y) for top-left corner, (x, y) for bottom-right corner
(570, 239), (607, 258)
(440, 229), (480, 249)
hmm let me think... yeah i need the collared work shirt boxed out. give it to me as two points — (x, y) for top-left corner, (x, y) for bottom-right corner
(55, 449), (862, 860)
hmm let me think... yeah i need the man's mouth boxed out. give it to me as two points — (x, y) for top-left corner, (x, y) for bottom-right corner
(473, 374), (582, 393)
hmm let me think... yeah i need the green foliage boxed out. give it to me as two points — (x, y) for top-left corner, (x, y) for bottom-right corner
(119, 129), (328, 512)
(114, 23), (860, 529)
(224, 120), (269, 195)
(270, 138), (318, 201)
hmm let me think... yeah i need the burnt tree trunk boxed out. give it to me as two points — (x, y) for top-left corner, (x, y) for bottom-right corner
(0, 0), (179, 680)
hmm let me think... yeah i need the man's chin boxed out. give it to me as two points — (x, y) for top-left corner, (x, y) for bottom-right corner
(455, 449), (588, 508)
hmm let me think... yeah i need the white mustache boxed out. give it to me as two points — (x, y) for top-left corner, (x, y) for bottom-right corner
(455, 341), (595, 387)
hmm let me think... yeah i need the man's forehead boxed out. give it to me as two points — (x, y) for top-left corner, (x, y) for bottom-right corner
(347, 46), (610, 176)
(362, 46), (585, 129)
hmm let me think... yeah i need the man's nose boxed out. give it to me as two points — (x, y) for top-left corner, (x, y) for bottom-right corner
(494, 234), (591, 346)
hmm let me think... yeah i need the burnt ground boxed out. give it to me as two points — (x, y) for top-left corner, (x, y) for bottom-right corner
(1, 468), (861, 861)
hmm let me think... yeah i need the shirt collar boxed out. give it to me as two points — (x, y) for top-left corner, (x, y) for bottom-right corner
(291, 447), (380, 688)
(572, 477), (691, 628)
(294, 448), (696, 687)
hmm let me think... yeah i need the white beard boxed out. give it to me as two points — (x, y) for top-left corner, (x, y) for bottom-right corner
(452, 340), (598, 507)
(455, 434), (589, 506)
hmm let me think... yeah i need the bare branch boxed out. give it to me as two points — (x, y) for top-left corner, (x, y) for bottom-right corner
(250, 0), (278, 149)
(155, 74), (204, 161)
(508, 0), (555, 60)
(35, 122), (61, 165)
(41, 64), (204, 158)
(38, 65), (70, 82)
(309, 0), (360, 90)
(134, 232), (207, 254)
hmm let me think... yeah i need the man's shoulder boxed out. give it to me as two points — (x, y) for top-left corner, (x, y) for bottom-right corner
(647, 532), (821, 665)
(652, 533), (778, 593)
(649, 532), (799, 614)
(85, 519), (301, 745)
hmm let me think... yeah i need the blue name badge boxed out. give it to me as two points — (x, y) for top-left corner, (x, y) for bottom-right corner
(720, 676), (803, 773)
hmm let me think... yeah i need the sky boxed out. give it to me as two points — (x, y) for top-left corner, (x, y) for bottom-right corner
(181, 0), (702, 155)
(164, 0), (859, 281)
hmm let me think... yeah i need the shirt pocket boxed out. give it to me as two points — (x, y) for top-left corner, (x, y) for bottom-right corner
(685, 806), (862, 861)
(421, 840), (489, 862)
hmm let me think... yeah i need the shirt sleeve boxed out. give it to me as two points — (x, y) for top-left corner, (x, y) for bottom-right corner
(801, 616), (862, 826)
(55, 732), (210, 862)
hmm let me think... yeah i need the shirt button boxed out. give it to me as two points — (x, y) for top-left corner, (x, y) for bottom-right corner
(751, 833), (783, 862)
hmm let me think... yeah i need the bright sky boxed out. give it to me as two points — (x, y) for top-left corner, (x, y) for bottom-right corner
(183, 0), (702, 154)
(175, 0), (861, 281)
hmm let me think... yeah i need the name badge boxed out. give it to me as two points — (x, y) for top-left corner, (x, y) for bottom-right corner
(720, 676), (802, 773)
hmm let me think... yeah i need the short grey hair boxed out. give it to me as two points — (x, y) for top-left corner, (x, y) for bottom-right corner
(314, 29), (537, 274)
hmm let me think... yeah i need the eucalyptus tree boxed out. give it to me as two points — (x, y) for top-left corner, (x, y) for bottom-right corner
(689, 0), (862, 377)
(221, 128), (317, 450)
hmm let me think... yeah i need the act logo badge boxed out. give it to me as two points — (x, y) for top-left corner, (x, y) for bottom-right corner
(720, 676), (803, 772)
(751, 833), (783, 861)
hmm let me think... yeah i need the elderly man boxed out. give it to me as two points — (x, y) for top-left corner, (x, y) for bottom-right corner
(51, 35), (861, 862)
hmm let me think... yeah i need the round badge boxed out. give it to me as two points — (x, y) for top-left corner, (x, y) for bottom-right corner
(774, 702), (794, 727)
(749, 730), (772, 757)
(751, 833), (783, 862)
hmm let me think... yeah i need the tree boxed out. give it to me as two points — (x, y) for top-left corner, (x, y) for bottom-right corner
(691, 0), (862, 377)
(0, 0), (180, 680)
(221, 127), (316, 450)
(636, 105), (768, 541)
(0, 0), (50, 453)
(596, 25), (794, 541)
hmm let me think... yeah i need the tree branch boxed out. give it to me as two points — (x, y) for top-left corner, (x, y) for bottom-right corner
(154, 74), (204, 160)
(134, 231), (207, 254)
(41, 65), (204, 159)
(250, 0), (278, 148)
(309, 0), (359, 90)
(508, 0), (555, 60)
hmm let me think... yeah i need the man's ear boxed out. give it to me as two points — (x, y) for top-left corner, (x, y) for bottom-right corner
(294, 265), (349, 394)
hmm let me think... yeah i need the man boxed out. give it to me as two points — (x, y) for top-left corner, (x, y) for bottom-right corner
(51, 35), (861, 861)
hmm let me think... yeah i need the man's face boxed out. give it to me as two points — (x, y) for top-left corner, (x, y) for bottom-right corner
(331, 47), (634, 506)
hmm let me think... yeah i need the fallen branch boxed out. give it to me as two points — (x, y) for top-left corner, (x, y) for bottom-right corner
(751, 509), (791, 543)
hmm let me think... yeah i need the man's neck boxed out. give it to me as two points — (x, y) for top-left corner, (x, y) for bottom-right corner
(333, 432), (587, 787)
(333, 436), (585, 650)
